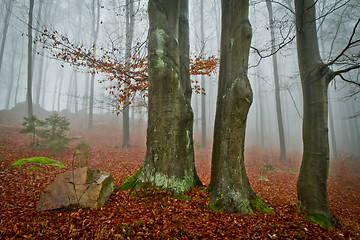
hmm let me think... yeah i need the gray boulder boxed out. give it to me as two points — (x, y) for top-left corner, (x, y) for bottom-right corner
(37, 167), (114, 211)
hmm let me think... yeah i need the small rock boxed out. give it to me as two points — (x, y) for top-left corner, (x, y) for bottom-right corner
(37, 167), (113, 211)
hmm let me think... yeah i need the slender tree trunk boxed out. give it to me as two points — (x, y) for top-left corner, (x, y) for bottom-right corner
(0, 0), (13, 74)
(209, 0), (271, 214)
(15, 38), (25, 105)
(67, 71), (74, 111)
(266, 0), (286, 163)
(88, 74), (95, 129)
(57, 70), (64, 112)
(88, 0), (100, 130)
(52, 69), (61, 111)
(200, 0), (206, 148)
(27, 0), (35, 118)
(130, 0), (202, 194)
(83, 72), (89, 116)
(74, 69), (78, 113)
(30, 0), (43, 96)
(5, 36), (17, 109)
(41, 58), (50, 108)
(35, 49), (45, 106)
(295, 0), (338, 226)
(122, 0), (134, 148)
(328, 92), (337, 159)
(256, 65), (265, 148)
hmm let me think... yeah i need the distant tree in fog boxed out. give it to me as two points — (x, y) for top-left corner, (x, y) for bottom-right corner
(265, 0), (287, 164)
(0, 0), (13, 75)
(26, 0), (35, 118)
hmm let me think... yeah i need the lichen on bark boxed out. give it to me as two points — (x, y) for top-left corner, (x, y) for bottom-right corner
(131, 0), (201, 195)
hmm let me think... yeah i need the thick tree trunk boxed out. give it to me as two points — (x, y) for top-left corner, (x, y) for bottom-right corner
(133, 0), (201, 194)
(295, 0), (337, 227)
(209, 0), (271, 214)
(27, 0), (35, 118)
(266, 0), (286, 163)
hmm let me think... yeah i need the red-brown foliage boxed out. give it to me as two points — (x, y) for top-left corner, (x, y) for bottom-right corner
(36, 30), (219, 114)
(0, 123), (359, 239)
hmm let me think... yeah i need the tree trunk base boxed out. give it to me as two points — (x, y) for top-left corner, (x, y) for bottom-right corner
(209, 191), (273, 214)
(305, 212), (339, 228)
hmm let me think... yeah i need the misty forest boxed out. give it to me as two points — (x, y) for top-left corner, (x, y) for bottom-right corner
(0, 0), (359, 239)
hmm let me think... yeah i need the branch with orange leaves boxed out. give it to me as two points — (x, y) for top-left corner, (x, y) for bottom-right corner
(36, 29), (218, 113)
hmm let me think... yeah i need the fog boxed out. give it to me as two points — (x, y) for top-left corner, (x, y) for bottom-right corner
(0, 0), (359, 160)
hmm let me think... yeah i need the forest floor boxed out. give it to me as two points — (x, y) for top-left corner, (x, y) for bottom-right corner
(0, 116), (360, 239)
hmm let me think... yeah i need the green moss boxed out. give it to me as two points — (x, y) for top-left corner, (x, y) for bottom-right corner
(27, 166), (42, 171)
(118, 167), (142, 191)
(209, 192), (273, 214)
(209, 192), (224, 212)
(250, 196), (273, 214)
(0, 146), (5, 149)
(209, 191), (253, 214)
(172, 194), (191, 201)
(306, 213), (333, 228)
(11, 157), (65, 168)
(129, 191), (137, 198)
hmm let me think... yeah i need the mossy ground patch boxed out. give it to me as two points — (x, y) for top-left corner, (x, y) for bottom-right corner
(11, 157), (65, 168)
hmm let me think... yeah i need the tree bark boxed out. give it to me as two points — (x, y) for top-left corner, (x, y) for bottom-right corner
(27, 0), (35, 118)
(134, 0), (202, 194)
(295, 0), (338, 226)
(208, 0), (271, 214)
(266, 0), (287, 163)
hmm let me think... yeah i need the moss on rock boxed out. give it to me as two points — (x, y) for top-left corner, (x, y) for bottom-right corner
(11, 157), (65, 168)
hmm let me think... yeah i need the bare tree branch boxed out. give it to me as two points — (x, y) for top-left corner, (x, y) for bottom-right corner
(327, 17), (360, 67)
(336, 73), (360, 87)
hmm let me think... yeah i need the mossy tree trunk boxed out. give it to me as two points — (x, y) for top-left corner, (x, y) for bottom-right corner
(295, 0), (337, 226)
(208, 0), (271, 214)
(133, 0), (201, 194)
